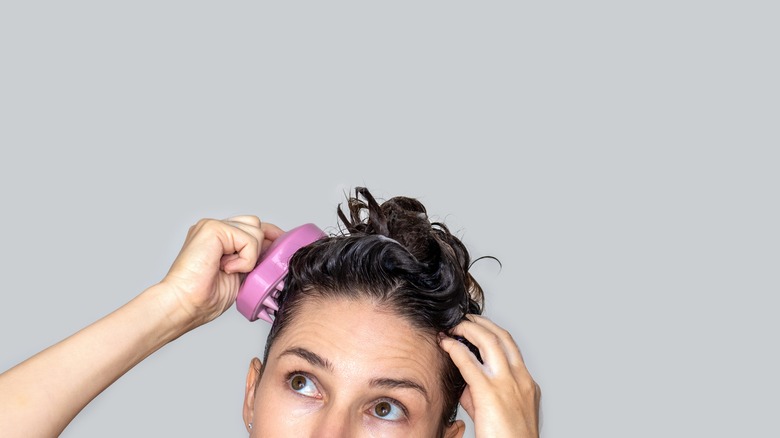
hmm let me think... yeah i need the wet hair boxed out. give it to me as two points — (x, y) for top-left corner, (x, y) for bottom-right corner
(262, 187), (485, 434)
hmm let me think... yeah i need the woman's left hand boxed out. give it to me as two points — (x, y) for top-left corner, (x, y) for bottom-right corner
(439, 315), (541, 438)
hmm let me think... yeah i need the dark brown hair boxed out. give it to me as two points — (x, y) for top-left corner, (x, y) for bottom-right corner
(262, 187), (485, 433)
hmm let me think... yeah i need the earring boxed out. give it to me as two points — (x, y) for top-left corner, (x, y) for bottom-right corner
(248, 422), (253, 430)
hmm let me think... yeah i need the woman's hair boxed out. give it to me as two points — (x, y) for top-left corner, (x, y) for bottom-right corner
(262, 187), (485, 433)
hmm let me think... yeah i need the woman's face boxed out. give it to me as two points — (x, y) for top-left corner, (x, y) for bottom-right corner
(242, 297), (465, 438)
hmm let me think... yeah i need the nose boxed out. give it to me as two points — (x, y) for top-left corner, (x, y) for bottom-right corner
(309, 403), (359, 438)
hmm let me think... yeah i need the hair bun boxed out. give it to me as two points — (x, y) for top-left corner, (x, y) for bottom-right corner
(339, 188), (434, 261)
(337, 187), (484, 312)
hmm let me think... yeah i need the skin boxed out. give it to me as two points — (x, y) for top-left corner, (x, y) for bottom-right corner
(243, 297), (464, 438)
(0, 216), (540, 438)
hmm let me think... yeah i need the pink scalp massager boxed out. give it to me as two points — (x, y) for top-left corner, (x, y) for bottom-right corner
(236, 223), (327, 322)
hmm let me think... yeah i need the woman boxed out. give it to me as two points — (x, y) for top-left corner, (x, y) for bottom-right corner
(0, 188), (540, 437)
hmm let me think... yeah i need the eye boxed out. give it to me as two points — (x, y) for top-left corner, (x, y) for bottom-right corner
(287, 373), (319, 398)
(370, 399), (406, 421)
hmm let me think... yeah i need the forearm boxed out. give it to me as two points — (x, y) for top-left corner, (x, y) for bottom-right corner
(0, 284), (192, 438)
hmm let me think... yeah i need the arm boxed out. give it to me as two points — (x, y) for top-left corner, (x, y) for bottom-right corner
(0, 216), (283, 438)
(440, 315), (542, 438)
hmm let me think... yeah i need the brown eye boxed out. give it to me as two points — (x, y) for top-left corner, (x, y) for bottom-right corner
(288, 373), (318, 397)
(374, 401), (391, 417)
(370, 400), (405, 421)
(290, 375), (307, 391)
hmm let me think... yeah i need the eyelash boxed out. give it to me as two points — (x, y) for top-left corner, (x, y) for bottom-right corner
(283, 371), (409, 421)
(372, 396), (409, 421)
(284, 370), (321, 399)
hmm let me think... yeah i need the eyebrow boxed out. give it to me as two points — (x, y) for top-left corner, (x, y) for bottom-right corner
(278, 347), (334, 372)
(370, 377), (430, 402)
(278, 346), (430, 402)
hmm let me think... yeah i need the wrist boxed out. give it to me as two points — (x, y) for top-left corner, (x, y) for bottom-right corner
(142, 283), (203, 342)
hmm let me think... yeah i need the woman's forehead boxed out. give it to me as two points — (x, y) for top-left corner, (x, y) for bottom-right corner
(269, 297), (442, 388)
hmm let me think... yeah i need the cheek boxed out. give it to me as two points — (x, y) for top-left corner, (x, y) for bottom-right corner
(252, 375), (320, 435)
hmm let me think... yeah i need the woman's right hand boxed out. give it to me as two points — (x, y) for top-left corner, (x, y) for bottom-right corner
(0, 215), (285, 438)
(160, 216), (285, 331)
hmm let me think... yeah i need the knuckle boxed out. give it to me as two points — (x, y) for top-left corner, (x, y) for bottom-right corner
(191, 219), (230, 241)
(200, 218), (223, 231)
(232, 215), (262, 227)
(194, 218), (216, 228)
(528, 380), (542, 403)
(518, 374), (539, 395)
(497, 327), (515, 344)
(188, 218), (212, 236)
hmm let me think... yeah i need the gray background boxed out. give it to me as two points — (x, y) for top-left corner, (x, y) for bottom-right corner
(1, 1), (777, 437)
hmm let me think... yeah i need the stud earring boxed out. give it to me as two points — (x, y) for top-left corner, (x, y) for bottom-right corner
(248, 422), (253, 430)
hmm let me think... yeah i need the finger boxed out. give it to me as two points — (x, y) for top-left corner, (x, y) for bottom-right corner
(225, 215), (262, 228)
(259, 222), (285, 252)
(223, 232), (261, 274)
(439, 335), (487, 385)
(182, 217), (216, 246)
(227, 221), (291, 271)
(459, 385), (475, 420)
(223, 217), (263, 239)
(220, 222), (266, 270)
(193, 220), (261, 274)
(219, 253), (242, 270)
(448, 320), (512, 372)
(465, 314), (526, 367)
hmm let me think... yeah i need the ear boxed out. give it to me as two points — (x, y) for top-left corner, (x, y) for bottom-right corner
(443, 419), (466, 438)
(242, 357), (263, 433)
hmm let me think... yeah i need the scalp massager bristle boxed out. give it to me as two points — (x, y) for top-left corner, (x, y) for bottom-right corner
(254, 279), (284, 323)
(236, 223), (327, 323)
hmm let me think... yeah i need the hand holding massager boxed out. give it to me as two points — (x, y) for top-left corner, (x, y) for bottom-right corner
(236, 223), (327, 322)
